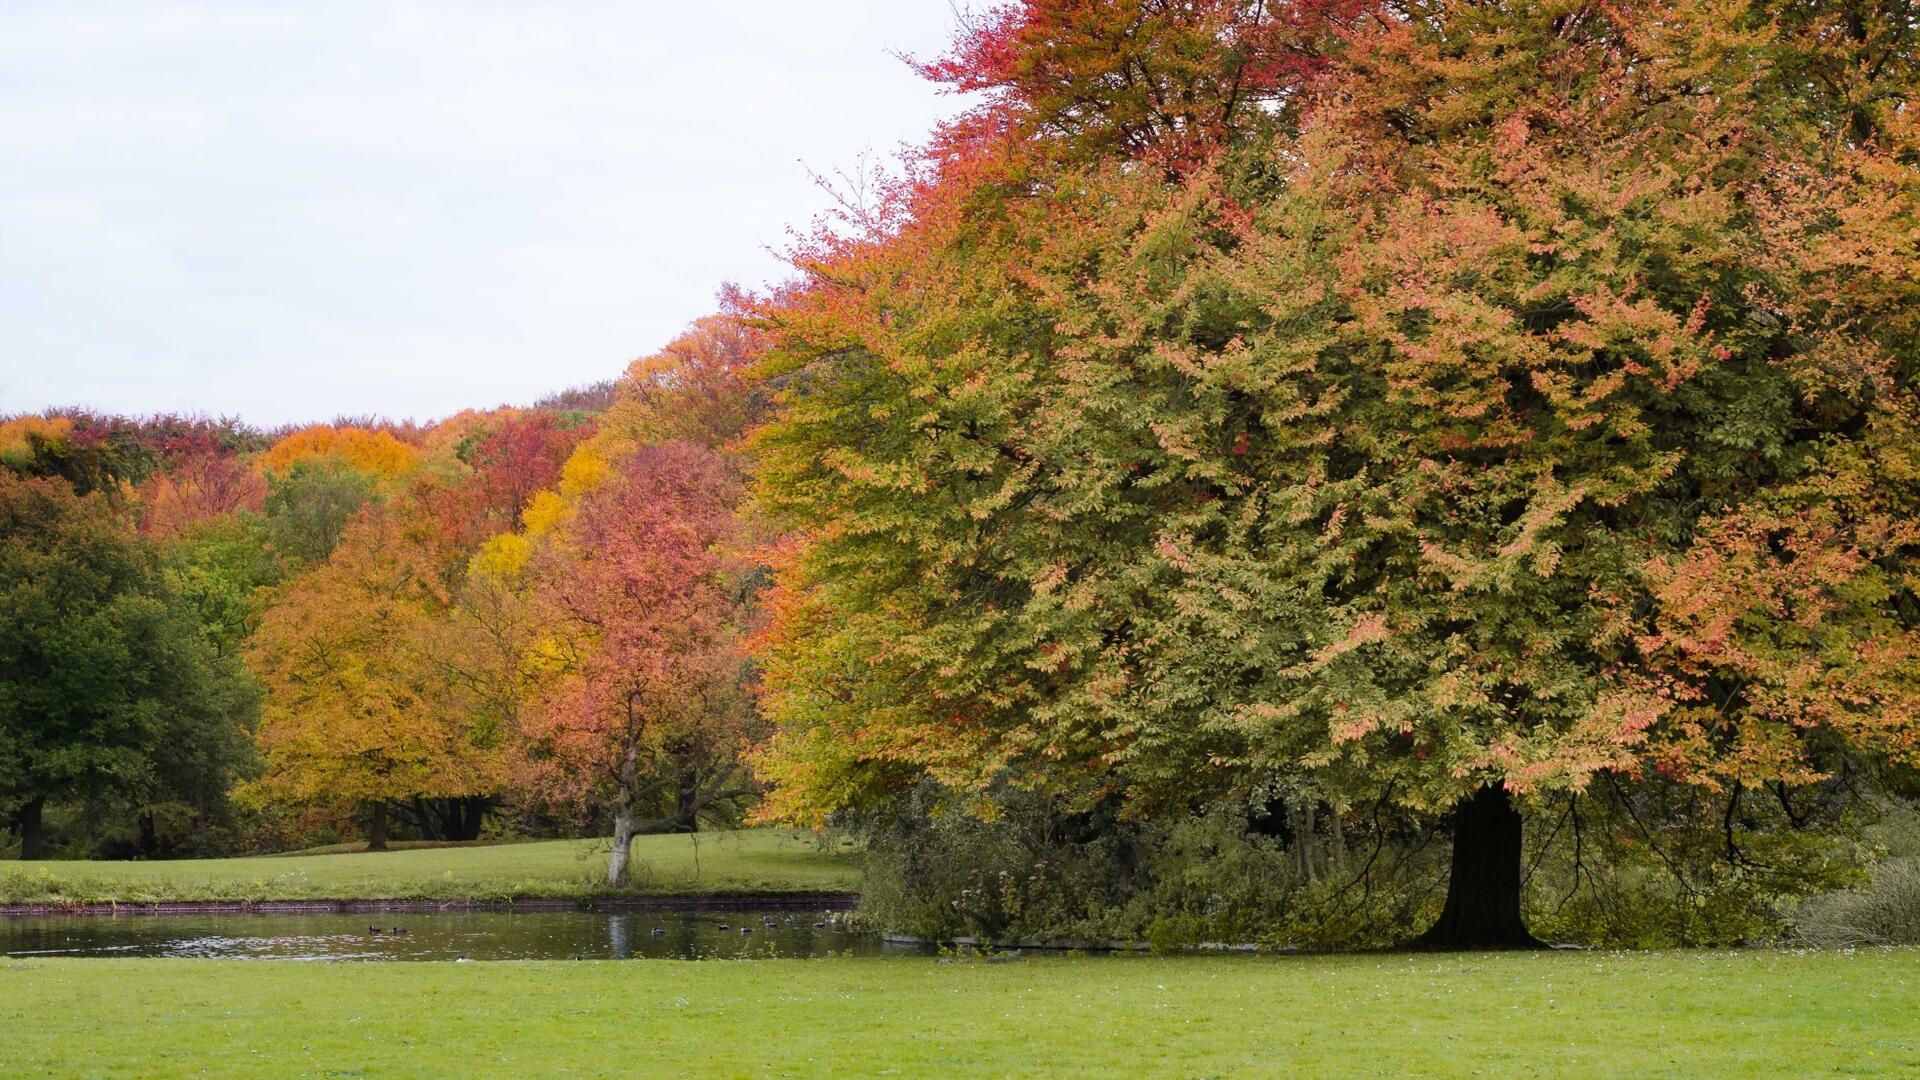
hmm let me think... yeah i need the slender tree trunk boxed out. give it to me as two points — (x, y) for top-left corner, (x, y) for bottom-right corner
(1302, 801), (1317, 882)
(607, 740), (641, 886)
(1411, 784), (1542, 950)
(190, 799), (210, 853)
(608, 800), (636, 887)
(411, 797), (439, 841)
(420, 796), (484, 842)
(366, 802), (389, 852)
(1329, 805), (1349, 876)
(17, 797), (47, 860)
(138, 811), (159, 858)
(1290, 801), (1318, 882)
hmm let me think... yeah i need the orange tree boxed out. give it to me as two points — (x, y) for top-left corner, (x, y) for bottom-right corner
(257, 424), (424, 570)
(601, 314), (769, 452)
(748, 0), (1920, 947)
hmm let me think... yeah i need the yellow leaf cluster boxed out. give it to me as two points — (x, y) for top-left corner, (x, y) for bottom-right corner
(524, 633), (575, 676)
(0, 416), (72, 462)
(470, 532), (532, 580)
(521, 490), (568, 537)
(558, 446), (608, 497)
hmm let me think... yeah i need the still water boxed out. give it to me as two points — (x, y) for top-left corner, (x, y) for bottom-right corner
(0, 909), (926, 961)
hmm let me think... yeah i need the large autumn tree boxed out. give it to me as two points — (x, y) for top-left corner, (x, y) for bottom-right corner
(749, 0), (1920, 947)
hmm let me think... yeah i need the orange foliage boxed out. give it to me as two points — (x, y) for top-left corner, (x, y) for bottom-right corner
(263, 425), (420, 478)
(138, 456), (267, 539)
(244, 508), (509, 812)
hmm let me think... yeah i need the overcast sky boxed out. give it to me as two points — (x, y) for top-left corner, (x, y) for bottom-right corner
(0, 2), (961, 427)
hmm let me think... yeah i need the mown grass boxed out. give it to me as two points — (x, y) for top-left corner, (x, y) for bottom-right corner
(0, 829), (860, 904)
(0, 948), (1913, 1077)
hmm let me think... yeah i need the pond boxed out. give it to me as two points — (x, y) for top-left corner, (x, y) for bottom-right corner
(0, 909), (928, 961)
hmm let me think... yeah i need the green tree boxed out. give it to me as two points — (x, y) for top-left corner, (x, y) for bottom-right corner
(0, 475), (258, 859)
(164, 512), (283, 657)
(263, 459), (377, 567)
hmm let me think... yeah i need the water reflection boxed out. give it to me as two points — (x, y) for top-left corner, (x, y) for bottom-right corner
(0, 909), (925, 962)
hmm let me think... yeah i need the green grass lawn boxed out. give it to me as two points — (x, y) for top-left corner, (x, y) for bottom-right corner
(0, 829), (860, 904)
(0, 948), (1913, 1077)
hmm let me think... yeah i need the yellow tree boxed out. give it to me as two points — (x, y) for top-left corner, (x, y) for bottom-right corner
(244, 509), (510, 848)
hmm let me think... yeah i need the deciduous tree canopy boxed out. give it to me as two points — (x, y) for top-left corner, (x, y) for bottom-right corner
(748, 0), (1920, 946)
(0, 474), (258, 858)
(244, 508), (512, 849)
(521, 440), (757, 885)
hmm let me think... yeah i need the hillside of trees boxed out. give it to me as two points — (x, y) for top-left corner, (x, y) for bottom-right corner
(2, 324), (758, 872)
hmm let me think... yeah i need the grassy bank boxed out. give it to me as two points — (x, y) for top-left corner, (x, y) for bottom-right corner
(0, 949), (1913, 1077)
(0, 829), (860, 904)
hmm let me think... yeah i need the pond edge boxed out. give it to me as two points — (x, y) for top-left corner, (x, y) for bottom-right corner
(0, 892), (861, 918)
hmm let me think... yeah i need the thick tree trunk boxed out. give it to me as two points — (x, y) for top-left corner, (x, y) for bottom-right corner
(17, 797), (47, 860)
(454, 796), (487, 841)
(1411, 784), (1543, 950)
(366, 802), (389, 852)
(138, 811), (160, 858)
(414, 796), (484, 842)
(607, 801), (635, 887)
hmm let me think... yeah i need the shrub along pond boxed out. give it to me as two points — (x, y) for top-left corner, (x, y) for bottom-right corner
(0, 909), (914, 961)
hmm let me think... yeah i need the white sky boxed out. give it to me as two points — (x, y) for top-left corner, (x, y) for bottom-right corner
(0, 2), (963, 427)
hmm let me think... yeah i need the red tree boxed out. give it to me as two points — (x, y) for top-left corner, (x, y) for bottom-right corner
(521, 441), (754, 885)
(915, 0), (1373, 170)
